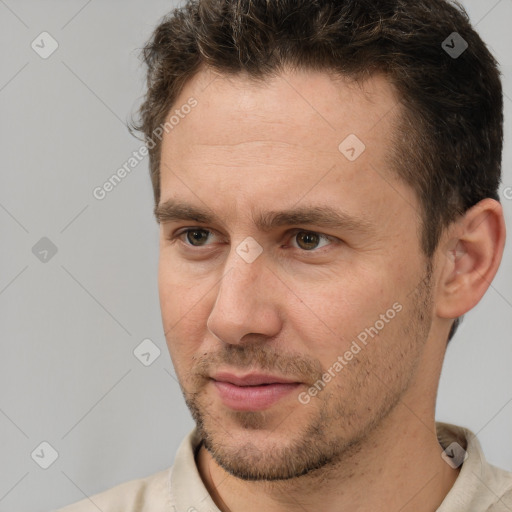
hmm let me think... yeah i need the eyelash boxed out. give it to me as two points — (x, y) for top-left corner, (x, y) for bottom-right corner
(169, 228), (337, 252)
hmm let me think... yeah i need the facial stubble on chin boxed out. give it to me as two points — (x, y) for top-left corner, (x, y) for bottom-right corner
(179, 265), (434, 482)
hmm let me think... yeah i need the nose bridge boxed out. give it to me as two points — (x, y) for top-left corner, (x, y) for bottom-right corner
(207, 244), (281, 343)
(214, 244), (266, 317)
(222, 235), (269, 299)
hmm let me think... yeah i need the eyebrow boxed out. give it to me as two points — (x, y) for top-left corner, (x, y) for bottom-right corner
(154, 200), (375, 235)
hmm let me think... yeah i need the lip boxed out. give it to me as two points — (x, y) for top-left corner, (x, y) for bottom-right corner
(212, 371), (300, 386)
(211, 372), (302, 411)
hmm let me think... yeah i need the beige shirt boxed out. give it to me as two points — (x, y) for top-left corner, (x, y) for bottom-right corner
(55, 422), (512, 512)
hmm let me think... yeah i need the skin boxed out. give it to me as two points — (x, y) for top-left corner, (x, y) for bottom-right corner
(156, 67), (506, 512)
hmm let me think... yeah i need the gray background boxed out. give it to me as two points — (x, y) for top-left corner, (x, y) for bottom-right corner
(0, 1), (511, 511)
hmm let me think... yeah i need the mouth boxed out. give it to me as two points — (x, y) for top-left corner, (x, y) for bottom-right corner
(210, 371), (302, 411)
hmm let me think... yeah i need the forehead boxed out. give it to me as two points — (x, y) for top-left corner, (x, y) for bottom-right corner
(158, 67), (416, 235)
(166, 67), (400, 152)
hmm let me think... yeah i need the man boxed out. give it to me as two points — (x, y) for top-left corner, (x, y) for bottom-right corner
(57, 0), (512, 510)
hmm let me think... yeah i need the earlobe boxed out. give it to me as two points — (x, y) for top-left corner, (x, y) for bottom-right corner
(436, 198), (506, 320)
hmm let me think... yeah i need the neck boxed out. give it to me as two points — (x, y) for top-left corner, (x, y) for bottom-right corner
(196, 397), (460, 512)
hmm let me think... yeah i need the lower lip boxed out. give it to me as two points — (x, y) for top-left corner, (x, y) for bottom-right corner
(212, 380), (301, 411)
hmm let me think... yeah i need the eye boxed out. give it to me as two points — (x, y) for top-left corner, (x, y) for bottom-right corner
(170, 228), (337, 252)
(289, 230), (334, 251)
(176, 228), (215, 247)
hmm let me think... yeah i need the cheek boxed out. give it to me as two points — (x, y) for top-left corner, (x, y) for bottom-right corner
(158, 259), (216, 363)
(294, 273), (411, 383)
(300, 268), (394, 335)
(158, 254), (208, 322)
(308, 303), (415, 416)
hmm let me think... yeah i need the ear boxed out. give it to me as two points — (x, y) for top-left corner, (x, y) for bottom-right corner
(435, 198), (506, 320)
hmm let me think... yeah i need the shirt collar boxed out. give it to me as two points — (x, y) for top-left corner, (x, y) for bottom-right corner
(171, 428), (221, 512)
(435, 421), (511, 510)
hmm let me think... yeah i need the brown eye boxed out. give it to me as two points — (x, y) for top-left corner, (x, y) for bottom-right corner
(293, 231), (331, 251)
(296, 231), (319, 250)
(185, 229), (211, 246)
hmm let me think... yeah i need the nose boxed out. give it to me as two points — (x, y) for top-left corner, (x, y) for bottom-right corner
(206, 248), (283, 345)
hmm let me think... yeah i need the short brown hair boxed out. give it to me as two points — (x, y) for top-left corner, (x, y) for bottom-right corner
(132, 0), (503, 341)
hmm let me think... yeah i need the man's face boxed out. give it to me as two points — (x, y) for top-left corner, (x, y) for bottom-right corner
(158, 68), (436, 480)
